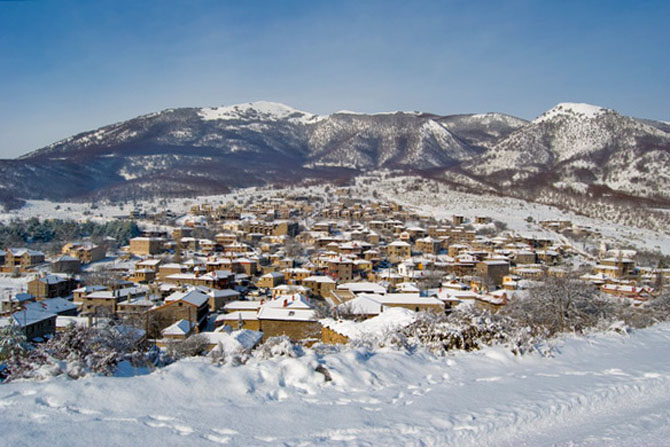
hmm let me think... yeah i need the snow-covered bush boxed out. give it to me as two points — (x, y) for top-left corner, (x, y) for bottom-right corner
(208, 343), (250, 367)
(253, 336), (303, 360)
(0, 320), (29, 363)
(3, 323), (146, 382)
(166, 334), (209, 361)
(617, 289), (670, 328)
(502, 276), (616, 336)
(396, 309), (542, 356)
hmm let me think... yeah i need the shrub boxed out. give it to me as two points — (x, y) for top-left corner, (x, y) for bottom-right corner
(3, 322), (146, 381)
(397, 309), (543, 356)
(166, 335), (209, 361)
(253, 336), (303, 360)
(502, 276), (615, 336)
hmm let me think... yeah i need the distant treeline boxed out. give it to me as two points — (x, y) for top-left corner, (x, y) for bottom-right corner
(0, 218), (140, 248)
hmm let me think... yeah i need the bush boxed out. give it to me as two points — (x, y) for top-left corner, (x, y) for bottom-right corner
(3, 323), (146, 381)
(253, 336), (303, 360)
(502, 276), (615, 336)
(166, 335), (209, 361)
(396, 309), (543, 356)
(618, 289), (670, 328)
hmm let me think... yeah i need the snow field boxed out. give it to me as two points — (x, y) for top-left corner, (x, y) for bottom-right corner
(1, 324), (670, 446)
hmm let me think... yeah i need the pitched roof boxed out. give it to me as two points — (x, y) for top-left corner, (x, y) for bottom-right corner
(165, 289), (209, 307)
(162, 319), (195, 336)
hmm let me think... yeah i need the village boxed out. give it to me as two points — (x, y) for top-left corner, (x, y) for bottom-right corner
(1, 189), (668, 356)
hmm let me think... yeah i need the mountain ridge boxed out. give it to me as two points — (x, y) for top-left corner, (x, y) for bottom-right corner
(2, 101), (668, 208)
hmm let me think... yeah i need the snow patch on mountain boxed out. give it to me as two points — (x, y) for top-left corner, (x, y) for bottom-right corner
(533, 102), (608, 123)
(198, 101), (326, 124)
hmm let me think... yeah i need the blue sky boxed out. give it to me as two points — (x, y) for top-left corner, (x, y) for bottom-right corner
(1, 0), (668, 158)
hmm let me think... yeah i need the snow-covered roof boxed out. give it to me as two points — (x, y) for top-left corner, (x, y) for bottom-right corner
(25, 298), (77, 314)
(304, 275), (335, 284)
(34, 274), (69, 285)
(7, 248), (44, 256)
(370, 293), (443, 306)
(321, 307), (417, 340)
(162, 319), (195, 336)
(256, 295), (315, 321)
(6, 309), (57, 327)
(73, 285), (107, 293)
(216, 311), (259, 322)
(337, 282), (387, 295)
(165, 289), (209, 307)
(338, 295), (384, 315)
(86, 286), (147, 300)
(1, 292), (34, 304)
(201, 329), (263, 352)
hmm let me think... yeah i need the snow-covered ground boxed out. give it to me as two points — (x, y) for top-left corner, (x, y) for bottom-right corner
(2, 173), (669, 255)
(2, 324), (670, 446)
(0, 274), (33, 298)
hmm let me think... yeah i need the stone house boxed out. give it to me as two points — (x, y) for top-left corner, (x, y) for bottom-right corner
(386, 241), (411, 262)
(4, 248), (45, 270)
(475, 260), (510, 287)
(257, 272), (285, 289)
(302, 275), (336, 298)
(51, 255), (81, 274)
(61, 242), (105, 264)
(147, 289), (210, 338)
(27, 274), (77, 299)
(129, 237), (163, 256)
(256, 295), (320, 342)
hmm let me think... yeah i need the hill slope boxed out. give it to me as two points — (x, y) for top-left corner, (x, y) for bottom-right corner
(1, 101), (668, 206)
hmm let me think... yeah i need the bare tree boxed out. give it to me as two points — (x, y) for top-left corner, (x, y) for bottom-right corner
(503, 275), (611, 335)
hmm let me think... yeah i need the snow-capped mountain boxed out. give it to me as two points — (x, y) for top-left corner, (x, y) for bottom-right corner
(463, 103), (670, 201)
(0, 101), (667, 207)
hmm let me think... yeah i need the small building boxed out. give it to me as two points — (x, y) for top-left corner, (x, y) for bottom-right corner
(1, 309), (57, 341)
(27, 274), (77, 299)
(51, 255), (82, 274)
(80, 286), (148, 316)
(386, 241), (411, 262)
(147, 289), (210, 337)
(164, 270), (234, 290)
(327, 258), (354, 282)
(302, 275), (336, 298)
(129, 237), (163, 256)
(476, 260), (510, 287)
(257, 295), (320, 342)
(61, 242), (105, 264)
(215, 311), (260, 331)
(25, 297), (78, 316)
(4, 248), (45, 270)
(73, 285), (108, 303)
(197, 287), (240, 312)
(257, 272), (285, 289)
(161, 319), (196, 340)
(0, 292), (36, 315)
(415, 236), (440, 255)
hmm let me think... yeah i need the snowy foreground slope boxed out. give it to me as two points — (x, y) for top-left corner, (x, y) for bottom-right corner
(2, 325), (670, 447)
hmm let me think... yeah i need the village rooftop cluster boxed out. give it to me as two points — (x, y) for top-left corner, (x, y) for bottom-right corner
(1, 189), (667, 350)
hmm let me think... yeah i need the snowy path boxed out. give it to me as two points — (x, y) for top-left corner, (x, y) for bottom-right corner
(2, 324), (670, 446)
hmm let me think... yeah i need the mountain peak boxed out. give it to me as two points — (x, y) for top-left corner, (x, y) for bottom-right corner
(533, 102), (610, 124)
(198, 101), (325, 124)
